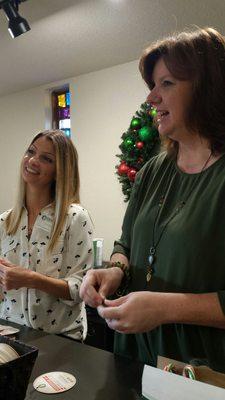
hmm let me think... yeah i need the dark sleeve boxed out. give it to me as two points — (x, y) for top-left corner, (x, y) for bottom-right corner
(111, 168), (144, 260)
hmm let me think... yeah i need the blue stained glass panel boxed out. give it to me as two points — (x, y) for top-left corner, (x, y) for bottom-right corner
(66, 92), (70, 106)
(62, 129), (71, 138)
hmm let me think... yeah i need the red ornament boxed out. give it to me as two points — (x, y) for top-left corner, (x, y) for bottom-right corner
(127, 168), (137, 181)
(118, 162), (129, 175)
(136, 141), (144, 149)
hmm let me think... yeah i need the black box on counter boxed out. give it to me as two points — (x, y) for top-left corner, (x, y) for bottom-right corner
(0, 335), (38, 400)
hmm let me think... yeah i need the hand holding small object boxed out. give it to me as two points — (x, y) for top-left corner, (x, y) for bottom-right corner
(80, 267), (124, 308)
(0, 258), (34, 290)
(97, 291), (167, 333)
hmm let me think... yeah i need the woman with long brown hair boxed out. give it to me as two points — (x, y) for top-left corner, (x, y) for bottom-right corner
(81, 27), (225, 371)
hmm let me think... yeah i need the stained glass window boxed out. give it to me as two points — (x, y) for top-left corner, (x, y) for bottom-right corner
(52, 88), (71, 138)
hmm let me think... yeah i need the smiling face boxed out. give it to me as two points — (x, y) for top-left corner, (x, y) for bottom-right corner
(22, 136), (56, 190)
(146, 58), (193, 142)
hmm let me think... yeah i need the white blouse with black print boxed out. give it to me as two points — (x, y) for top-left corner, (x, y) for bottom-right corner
(0, 203), (93, 340)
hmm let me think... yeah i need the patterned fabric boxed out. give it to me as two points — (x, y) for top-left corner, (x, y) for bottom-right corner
(0, 203), (93, 340)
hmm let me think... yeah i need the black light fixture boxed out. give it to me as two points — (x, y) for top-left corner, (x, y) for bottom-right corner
(0, 0), (30, 38)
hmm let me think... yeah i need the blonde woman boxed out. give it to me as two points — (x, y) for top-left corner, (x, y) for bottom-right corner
(0, 130), (93, 340)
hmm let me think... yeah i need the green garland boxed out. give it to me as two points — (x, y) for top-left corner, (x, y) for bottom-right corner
(116, 102), (160, 202)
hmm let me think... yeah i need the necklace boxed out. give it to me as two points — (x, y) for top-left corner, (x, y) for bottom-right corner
(146, 151), (213, 283)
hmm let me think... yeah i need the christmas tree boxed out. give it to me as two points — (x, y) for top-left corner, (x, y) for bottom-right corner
(116, 102), (160, 202)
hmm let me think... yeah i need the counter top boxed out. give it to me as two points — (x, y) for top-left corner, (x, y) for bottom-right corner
(0, 319), (142, 400)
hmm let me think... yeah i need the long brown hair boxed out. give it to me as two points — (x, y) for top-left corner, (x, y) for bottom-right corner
(139, 27), (225, 156)
(6, 130), (80, 251)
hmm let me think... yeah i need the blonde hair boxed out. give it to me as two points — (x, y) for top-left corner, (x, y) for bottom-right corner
(6, 130), (80, 251)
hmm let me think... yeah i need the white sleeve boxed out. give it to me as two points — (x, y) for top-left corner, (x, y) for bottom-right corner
(61, 206), (94, 305)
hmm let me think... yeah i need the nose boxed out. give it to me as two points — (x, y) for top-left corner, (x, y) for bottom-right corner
(146, 87), (161, 107)
(29, 154), (39, 166)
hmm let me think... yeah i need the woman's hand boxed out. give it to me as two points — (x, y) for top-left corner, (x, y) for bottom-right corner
(98, 291), (225, 333)
(0, 258), (73, 299)
(0, 258), (35, 290)
(97, 291), (168, 333)
(79, 267), (124, 308)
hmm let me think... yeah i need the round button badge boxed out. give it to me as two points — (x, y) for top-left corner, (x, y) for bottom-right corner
(33, 371), (76, 394)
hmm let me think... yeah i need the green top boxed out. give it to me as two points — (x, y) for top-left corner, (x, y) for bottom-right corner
(113, 152), (225, 373)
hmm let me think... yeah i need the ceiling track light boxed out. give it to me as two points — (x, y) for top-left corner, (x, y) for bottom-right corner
(0, 0), (30, 38)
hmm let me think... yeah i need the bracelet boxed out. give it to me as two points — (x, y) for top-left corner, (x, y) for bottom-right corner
(107, 261), (130, 278)
(106, 261), (131, 296)
(182, 365), (196, 380)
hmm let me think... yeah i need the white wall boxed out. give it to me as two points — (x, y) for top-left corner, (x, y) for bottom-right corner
(0, 60), (148, 259)
(0, 88), (45, 210)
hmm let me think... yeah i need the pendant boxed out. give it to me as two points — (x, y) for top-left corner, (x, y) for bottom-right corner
(148, 254), (155, 266)
(146, 267), (153, 282)
(148, 246), (156, 265)
(147, 246), (156, 283)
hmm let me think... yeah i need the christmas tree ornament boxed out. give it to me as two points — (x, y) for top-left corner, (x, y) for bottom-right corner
(150, 108), (157, 117)
(123, 137), (134, 149)
(130, 117), (142, 129)
(118, 162), (129, 175)
(136, 141), (144, 149)
(127, 168), (137, 181)
(139, 126), (153, 142)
